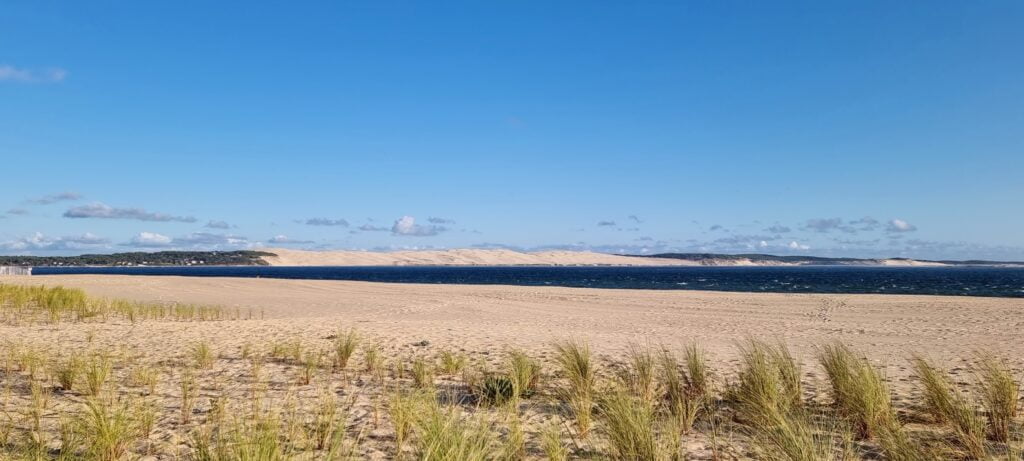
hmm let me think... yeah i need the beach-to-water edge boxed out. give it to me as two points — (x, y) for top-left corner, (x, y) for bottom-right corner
(33, 265), (1024, 297)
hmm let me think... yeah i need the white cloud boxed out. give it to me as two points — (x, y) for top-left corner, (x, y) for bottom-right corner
(0, 65), (67, 83)
(130, 232), (173, 247)
(788, 241), (810, 251)
(392, 216), (446, 237)
(886, 218), (917, 233)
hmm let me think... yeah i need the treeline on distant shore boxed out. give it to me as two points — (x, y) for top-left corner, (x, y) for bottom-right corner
(0, 250), (275, 267)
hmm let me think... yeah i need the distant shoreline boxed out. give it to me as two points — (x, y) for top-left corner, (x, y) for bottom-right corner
(2, 248), (1021, 268)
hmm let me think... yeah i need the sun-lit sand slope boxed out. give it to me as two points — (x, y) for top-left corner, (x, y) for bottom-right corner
(5, 274), (1022, 381)
(259, 248), (700, 266)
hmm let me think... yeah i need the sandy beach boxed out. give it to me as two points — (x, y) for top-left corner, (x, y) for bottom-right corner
(5, 274), (1022, 384)
(3, 274), (1023, 459)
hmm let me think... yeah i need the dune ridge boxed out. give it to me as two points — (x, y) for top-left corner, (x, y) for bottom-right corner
(258, 247), (700, 266)
(259, 248), (956, 267)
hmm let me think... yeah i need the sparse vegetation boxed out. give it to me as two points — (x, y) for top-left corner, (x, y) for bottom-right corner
(0, 283), (239, 324)
(1, 291), (1022, 460)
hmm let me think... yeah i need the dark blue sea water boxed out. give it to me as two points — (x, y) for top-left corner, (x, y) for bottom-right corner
(32, 265), (1024, 298)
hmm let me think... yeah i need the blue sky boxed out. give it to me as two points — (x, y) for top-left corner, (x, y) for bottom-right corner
(2, 1), (1022, 260)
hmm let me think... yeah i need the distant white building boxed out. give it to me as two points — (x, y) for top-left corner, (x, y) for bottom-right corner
(0, 266), (32, 276)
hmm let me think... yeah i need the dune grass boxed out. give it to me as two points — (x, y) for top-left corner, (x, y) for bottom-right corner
(597, 387), (661, 460)
(507, 349), (541, 399)
(910, 355), (954, 423)
(191, 341), (215, 369)
(732, 339), (804, 425)
(818, 343), (895, 440)
(73, 397), (139, 461)
(621, 344), (658, 405)
(412, 356), (435, 389)
(438, 349), (468, 375)
(659, 345), (708, 433)
(976, 352), (1020, 443)
(332, 328), (359, 371)
(0, 283), (235, 324)
(554, 339), (596, 438)
(54, 353), (83, 391)
(83, 354), (113, 397)
(413, 399), (498, 461)
(541, 422), (569, 461)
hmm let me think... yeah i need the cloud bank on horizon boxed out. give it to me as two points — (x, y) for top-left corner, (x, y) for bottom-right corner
(2, 192), (1022, 261)
(1, 3), (1021, 260)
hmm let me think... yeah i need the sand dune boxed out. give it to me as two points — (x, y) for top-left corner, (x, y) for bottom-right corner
(259, 247), (699, 266)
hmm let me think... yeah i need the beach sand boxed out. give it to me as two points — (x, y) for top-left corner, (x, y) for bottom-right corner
(4, 274), (1022, 383)
(2, 274), (1022, 459)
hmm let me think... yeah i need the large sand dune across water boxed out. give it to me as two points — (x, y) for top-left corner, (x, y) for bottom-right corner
(258, 248), (701, 266)
(257, 248), (951, 267)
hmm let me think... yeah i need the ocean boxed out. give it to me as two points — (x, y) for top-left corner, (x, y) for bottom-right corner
(32, 265), (1024, 298)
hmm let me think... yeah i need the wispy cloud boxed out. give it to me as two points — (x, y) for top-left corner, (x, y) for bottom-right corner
(267, 235), (315, 244)
(204, 220), (232, 229)
(803, 218), (849, 233)
(302, 218), (349, 227)
(25, 191), (82, 205)
(427, 217), (456, 224)
(0, 65), (67, 84)
(6, 208), (29, 216)
(628, 215), (643, 224)
(173, 232), (250, 246)
(64, 203), (197, 223)
(123, 232), (251, 249)
(392, 216), (446, 236)
(849, 216), (880, 231)
(764, 224), (791, 233)
(597, 220), (616, 227)
(357, 224), (389, 232)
